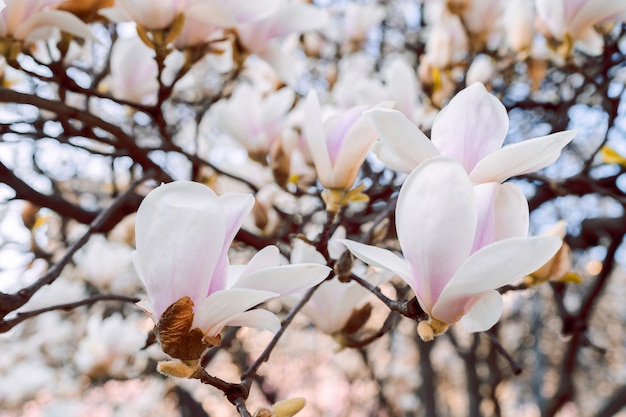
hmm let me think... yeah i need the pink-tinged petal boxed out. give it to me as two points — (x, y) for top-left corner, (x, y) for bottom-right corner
(208, 192), (255, 294)
(231, 264), (330, 296)
(431, 83), (509, 173)
(99, 6), (133, 23)
(384, 59), (416, 120)
(570, 1), (626, 35)
(331, 102), (394, 188)
(470, 130), (576, 183)
(338, 239), (413, 285)
(192, 288), (278, 336)
(326, 106), (366, 165)
(16, 10), (95, 41)
(238, 3), (328, 51)
(185, 3), (237, 28)
(223, 0), (280, 23)
(371, 141), (420, 173)
(134, 181), (225, 319)
(432, 236), (561, 323)
(396, 157), (477, 312)
(471, 183), (499, 253)
(304, 91), (333, 185)
(365, 108), (440, 172)
(459, 290), (503, 333)
(223, 309), (281, 333)
(494, 183), (529, 240)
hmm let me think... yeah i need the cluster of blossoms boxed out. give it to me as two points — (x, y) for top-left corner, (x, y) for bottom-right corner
(133, 82), (575, 368)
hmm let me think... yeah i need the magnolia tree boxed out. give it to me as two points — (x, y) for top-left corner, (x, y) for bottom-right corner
(1, 0), (625, 416)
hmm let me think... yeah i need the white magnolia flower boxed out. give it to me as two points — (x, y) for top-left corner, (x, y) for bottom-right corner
(369, 82), (576, 183)
(133, 181), (330, 359)
(535, 0), (626, 56)
(0, 0), (94, 44)
(340, 157), (561, 338)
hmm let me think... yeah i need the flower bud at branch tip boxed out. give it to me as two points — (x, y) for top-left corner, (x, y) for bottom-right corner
(417, 317), (449, 342)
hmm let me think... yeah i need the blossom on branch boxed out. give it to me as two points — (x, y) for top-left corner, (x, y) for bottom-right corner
(340, 157), (562, 340)
(0, 0), (94, 48)
(133, 181), (330, 363)
(368, 82), (576, 183)
(535, 0), (626, 56)
(303, 90), (392, 212)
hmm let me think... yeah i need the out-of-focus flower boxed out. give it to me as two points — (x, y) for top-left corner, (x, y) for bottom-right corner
(108, 36), (158, 103)
(212, 83), (295, 162)
(368, 82), (576, 183)
(74, 313), (147, 378)
(535, 0), (626, 56)
(0, 0), (94, 50)
(340, 157), (561, 340)
(466, 54), (496, 86)
(423, 3), (468, 69)
(524, 221), (581, 285)
(134, 181), (330, 363)
(236, 1), (328, 83)
(253, 398), (306, 417)
(343, 3), (385, 45)
(303, 90), (392, 211)
(503, 0), (535, 54)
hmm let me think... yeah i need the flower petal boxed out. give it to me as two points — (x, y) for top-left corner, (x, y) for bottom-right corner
(192, 288), (278, 336)
(494, 183), (529, 240)
(365, 108), (439, 173)
(208, 192), (255, 294)
(231, 264), (330, 296)
(371, 141), (419, 173)
(338, 239), (412, 284)
(459, 290), (503, 333)
(17, 10), (96, 41)
(134, 182), (225, 319)
(432, 236), (561, 323)
(430, 83), (509, 173)
(396, 157), (477, 312)
(469, 130), (576, 183)
(304, 90), (333, 185)
(223, 309), (281, 333)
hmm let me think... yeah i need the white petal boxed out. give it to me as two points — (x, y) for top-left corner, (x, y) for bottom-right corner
(192, 289), (278, 336)
(231, 264), (330, 295)
(469, 130), (576, 183)
(494, 183), (529, 240)
(371, 141), (418, 173)
(16, 10), (95, 41)
(431, 83), (509, 173)
(396, 157), (477, 311)
(433, 236), (561, 323)
(338, 239), (412, 284)
(223, 309), (281, 333)
(134, 182), (225, 319)
(365, 108), (439, 172)
(459, 290), (503, 333)
(185, 3), (237, 28)
(303, 91), (333, 184)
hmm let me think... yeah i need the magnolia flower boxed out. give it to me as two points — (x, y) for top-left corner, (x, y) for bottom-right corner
(369, 82), (576, 183)
(134, 181), (330, 361)
(108, 36), (158, 103)
(0, 0), (94, 45)
(212, 83), (295, 161)
(340, 157), (562, 339)
(304, 90), (392, 191)
(343, 3), (385, 44)
(535, 0), (626, 56)
(503, 0), (535, 54)
(236, 1), (328, 83)
(100, 0), (236, 47)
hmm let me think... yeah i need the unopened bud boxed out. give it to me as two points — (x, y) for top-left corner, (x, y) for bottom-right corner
(417, 317), (449, 342)
(254, 398), (306, 417)
(157, 360), (197, 379)
(334, 250), (354, 282)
